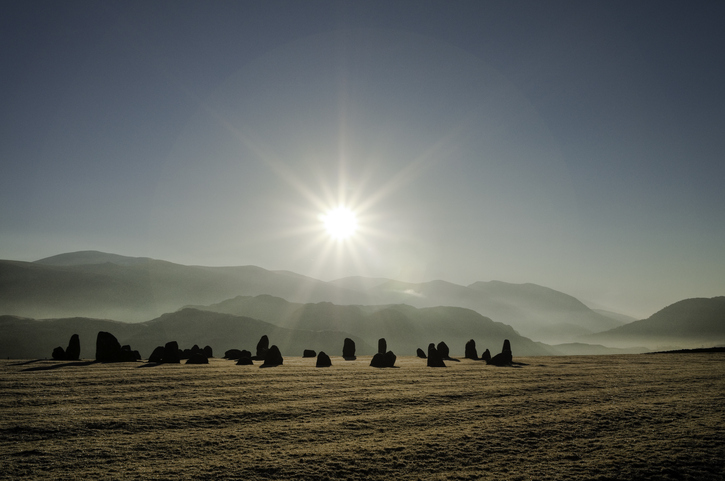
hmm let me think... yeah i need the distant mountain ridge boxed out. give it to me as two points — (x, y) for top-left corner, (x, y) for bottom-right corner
(585, 297), (725, 349)
(188, 294), (555, 357)
(0, 251), (626, 344)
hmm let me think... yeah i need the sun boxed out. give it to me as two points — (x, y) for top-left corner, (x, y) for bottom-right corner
(320, 206), (358, 240)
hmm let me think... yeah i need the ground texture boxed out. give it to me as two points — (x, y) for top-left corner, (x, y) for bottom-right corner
(1, 354), (724, 480)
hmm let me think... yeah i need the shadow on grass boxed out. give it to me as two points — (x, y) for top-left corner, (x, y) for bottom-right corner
(22, 360), (96, 372)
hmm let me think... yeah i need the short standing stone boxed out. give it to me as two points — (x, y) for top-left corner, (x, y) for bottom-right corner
(370, 350), (396, 368)
(236, 356), (253, 365)
(316, 351), (332, 367)
(203, 345), (213, 358)
(149, 346), (166, 363)
(481, 349), (491, 362)
(342, 338), (356, 359)
(416, 348), (427, 359)
(427, 343), (446, 367)
(487, 340), (513, 366)
(303, 349), (316, 358)
(186, 352), (209, 364)
(261, 345), (283, 367)
(52, 346), (66, 360)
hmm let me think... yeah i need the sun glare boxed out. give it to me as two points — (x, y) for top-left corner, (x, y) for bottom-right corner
(320, 207), (358, 240)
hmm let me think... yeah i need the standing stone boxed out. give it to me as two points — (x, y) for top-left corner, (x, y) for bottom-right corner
(303, 349), (317, 358)
(236, 356), (254, 365)
(255, 335), (270, 360)
(316, 351), (332, 368)
(186, 352), (209, 364)
(487, 339), (513, 366)
(95, 331), (122, 362)
(261, 345), (283, 367)
(203, 345), (213, 358)
(370, 350), (397, 368)
(378, 338), (387, 354)
(149, 346), (166, 363)
(65, 334), (81, 360)
(464, 339), (478, 360)
(162, 341), (181, 363)
(52, 346), (66, 360)
(427, 343), (446, 367)
(416, 348), (427, 359)
(437, 341), (451, 359)
(481, 349), (492, 362)
(342, 338), (356, 359)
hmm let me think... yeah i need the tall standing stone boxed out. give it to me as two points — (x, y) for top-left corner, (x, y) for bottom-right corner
(378, 338), (387, 355)
(342, 338), (356, 359)
(464, 339), (478, 360)
(95, 331), (122, 362)
(65, 334), (81, 360)
(427, 343), (446, 367)
(256, 335), (270, 360)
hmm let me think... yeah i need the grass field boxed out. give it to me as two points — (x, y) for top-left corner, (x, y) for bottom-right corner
(1, 354), (724, 480)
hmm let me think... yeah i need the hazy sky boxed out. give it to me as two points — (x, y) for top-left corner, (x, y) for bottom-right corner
(2, 1), (723, 318)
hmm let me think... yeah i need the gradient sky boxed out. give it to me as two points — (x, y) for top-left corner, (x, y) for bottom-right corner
(2, 1), (724, 318)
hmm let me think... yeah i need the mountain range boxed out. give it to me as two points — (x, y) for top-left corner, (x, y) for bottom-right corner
(0, 250), (722, 358)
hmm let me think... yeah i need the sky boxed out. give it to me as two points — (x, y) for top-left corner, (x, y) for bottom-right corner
(2, 1), (724, 318)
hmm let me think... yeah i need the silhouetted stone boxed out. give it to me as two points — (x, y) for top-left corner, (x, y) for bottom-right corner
(236, 356), (253, 365)
(120, 345), (141, 362)
(52, 346), (66, 360)
(370, 350), (397, 368)
(427, 343), (446, 367)
(255, 335), (270, 360)
(487, 339), (513, 366)
(316, 351), (332, 367)
(224, 349), (246, 360)
(378, 338), (387, 354)
(203, 345), (213, 358)
(261, 345), (283, 367)
(465, 339), (478, 360)
(95, 331), (122, 362)
(65, 334), (80, 360)
(417, 348), (427, 359)
(186, 352), (209, 364)
(149, 346), (166, 363)
(303, 349), (316, 358)
(162, 341), (181, 363)
(437, 341), (451, 359)
(481, 349), (491, 362)
(342, 338), (356, 360)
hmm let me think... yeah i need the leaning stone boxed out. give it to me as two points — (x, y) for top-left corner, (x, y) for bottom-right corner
(481, 349), (491, 362)
(316, 351), (332, 367)
(416, 348), (427, 359)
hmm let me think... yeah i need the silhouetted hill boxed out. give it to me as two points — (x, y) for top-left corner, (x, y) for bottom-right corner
(355, 279), (625, 343)
(584, 297), (725, 349)
(0, 309), (372, 360)
(191, 295), (556, 356)
(0, 253), (370, 322)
